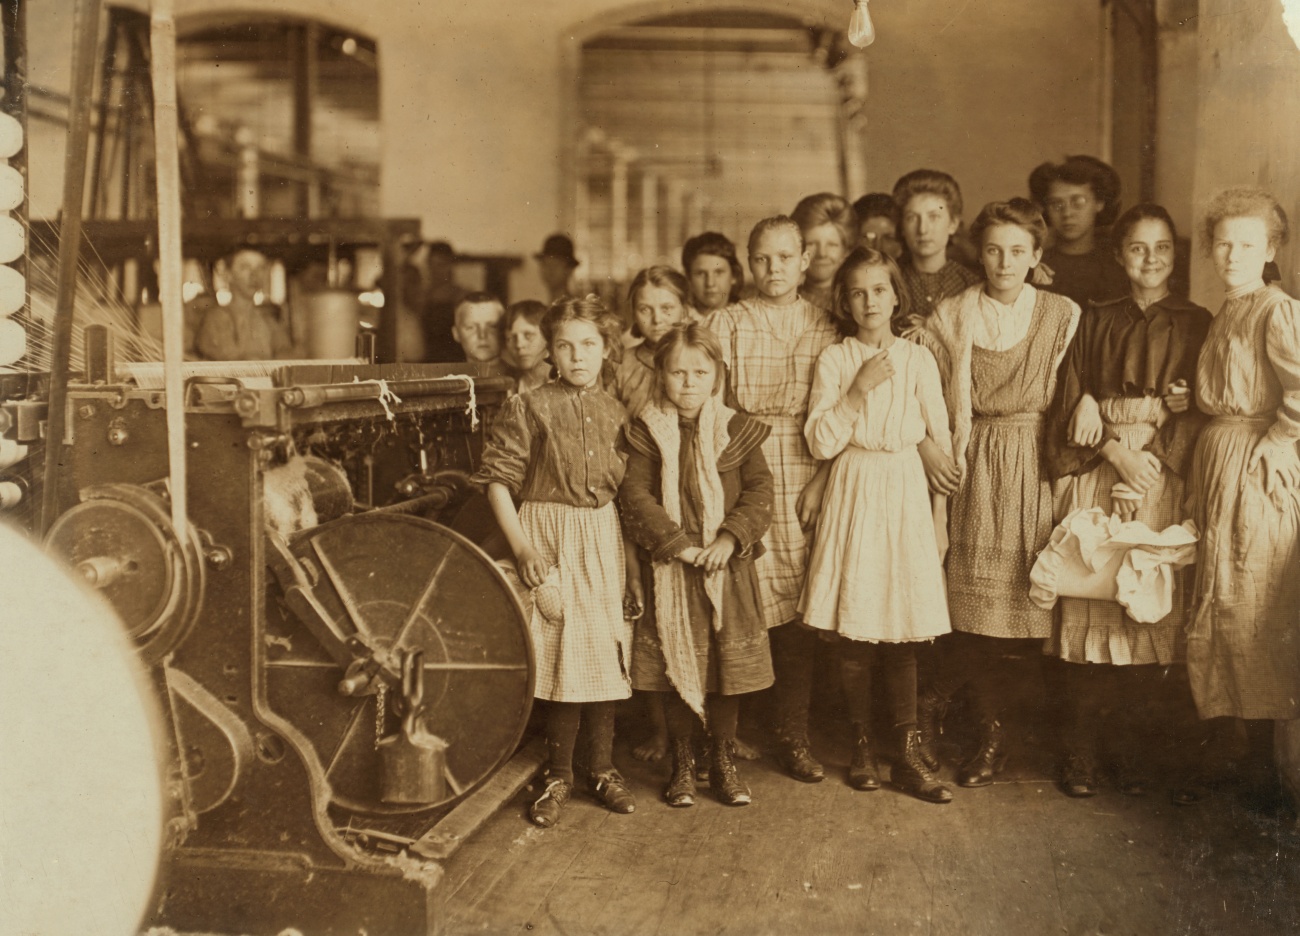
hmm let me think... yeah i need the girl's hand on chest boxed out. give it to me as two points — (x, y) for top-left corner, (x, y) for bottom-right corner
(852, 349), (895, 397)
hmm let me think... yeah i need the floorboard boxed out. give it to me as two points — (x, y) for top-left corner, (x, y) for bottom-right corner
(441, 721), (1300, 936)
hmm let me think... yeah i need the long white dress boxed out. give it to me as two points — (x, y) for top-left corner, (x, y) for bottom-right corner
(797, 338), (953, 642)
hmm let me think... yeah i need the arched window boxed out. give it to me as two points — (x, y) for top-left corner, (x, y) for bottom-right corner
(573, 9), (865, 286)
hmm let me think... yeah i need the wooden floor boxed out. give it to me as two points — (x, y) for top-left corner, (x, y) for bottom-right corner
(440, 710), (1300, 936)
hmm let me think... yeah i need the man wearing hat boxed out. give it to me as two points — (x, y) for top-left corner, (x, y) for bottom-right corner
(536, 233), (580, 302)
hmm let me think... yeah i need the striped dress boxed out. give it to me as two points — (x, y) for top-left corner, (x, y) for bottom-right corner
(936, 286), (1080, 639)
(1187, 283), (1300, 720)
(707, 297), (839, 629)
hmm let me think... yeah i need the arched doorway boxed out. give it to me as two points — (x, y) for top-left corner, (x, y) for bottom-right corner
(571, 7), (866, 289)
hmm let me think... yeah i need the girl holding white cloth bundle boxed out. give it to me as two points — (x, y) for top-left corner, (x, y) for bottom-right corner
(1043, 203), (1212, 799)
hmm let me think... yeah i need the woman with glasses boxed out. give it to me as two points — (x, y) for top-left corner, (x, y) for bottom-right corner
(1028, 155), (1130, 308)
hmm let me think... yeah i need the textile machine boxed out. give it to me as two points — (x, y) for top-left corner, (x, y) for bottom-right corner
(1, 3), (538, 930)
(17, 336), (537, 934)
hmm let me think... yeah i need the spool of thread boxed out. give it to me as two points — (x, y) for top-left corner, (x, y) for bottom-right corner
(0, 479), (23, 509)
(307, 290), (361, 360)
(0, 316), (26, 365)
(0, 214), (24, 264)
(0, 436), (27, 470)
(0, 263), (24, 316)
(263, 457), (319, 536)
(0, 112), (22, 158)
(0, 164), (23, 211)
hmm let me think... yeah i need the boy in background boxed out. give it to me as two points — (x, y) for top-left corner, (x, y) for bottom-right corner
(452, 292), (505, 364)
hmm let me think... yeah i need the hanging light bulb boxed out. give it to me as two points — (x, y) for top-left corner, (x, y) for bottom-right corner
(848, 0), (876, 48)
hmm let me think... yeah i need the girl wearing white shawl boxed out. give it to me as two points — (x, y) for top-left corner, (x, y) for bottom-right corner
(621, 324), (775, 808)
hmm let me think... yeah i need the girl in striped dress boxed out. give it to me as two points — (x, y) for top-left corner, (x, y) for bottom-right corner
(792, 193), (858, 312)
(708, 216), (840, 782)
(1186, 188), (1300, 786)
(474, 296), (635, 828)
(913, 199), (1081, 787)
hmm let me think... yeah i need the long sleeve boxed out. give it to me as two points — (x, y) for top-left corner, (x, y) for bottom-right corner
(618, 430), (691, 562)
(1262, 298), (1300, 449)
(1045, 321), (1108, 480)
(804, 345), (860, 460)
(471, 394), (532, 496)
(718, 440), (775, 553)
(915, 346), (953, 457)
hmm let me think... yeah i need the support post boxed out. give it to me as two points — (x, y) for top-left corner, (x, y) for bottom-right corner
(149, 0), (188, 539)
(40, 0), (101, 535)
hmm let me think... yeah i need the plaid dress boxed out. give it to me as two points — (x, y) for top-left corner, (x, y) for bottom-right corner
(1187, 284), (1300, 720)
(707, 297), (839, 629)
(471, 382), (632, 702)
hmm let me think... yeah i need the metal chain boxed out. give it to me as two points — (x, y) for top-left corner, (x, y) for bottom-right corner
(374, 682), (387, 749)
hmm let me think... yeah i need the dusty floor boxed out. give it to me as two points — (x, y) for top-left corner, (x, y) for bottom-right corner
(441, 667), (1300, 936)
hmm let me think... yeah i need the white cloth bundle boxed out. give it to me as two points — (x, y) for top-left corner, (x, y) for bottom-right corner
(1029, 507), (1199, 624)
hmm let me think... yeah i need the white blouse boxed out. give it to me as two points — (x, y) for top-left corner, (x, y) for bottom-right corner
(971, 284), (1080, 368)
(804, 337), (953, 460)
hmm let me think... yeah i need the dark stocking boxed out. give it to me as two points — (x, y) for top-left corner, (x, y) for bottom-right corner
(707, 693), (741, 745)
(875, 642), (918, 730)
(545, 702), (582, 783)
(770, 621), (817, 739)
(665, 693), (700, 743)
(839, 639), (874, 728)
(583, 701), (617, 776)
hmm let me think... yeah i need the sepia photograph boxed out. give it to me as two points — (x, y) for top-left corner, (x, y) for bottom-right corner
(2, 1), (1299, 934)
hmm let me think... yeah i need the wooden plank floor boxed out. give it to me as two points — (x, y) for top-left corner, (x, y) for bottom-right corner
(440, 712), (1300, 936)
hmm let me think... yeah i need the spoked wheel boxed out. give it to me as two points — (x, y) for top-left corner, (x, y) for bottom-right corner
(263, 512), (533, 814)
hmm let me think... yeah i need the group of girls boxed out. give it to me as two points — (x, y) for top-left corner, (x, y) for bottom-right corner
(472, 165), (1300, 828)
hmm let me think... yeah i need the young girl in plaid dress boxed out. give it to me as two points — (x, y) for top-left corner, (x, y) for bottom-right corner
(707, 216), (839, 782)
(474, 295), (635, 828)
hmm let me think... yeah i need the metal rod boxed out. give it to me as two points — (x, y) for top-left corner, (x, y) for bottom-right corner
(149, 0), (188, 539)
(40, 0), (102, 534)
(86, 8), (118, 219)
(266, 659), (528, 672)
(365, 489), (454, 516)
(280, 375), (484, 409)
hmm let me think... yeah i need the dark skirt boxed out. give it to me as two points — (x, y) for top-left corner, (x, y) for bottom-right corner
(631, 552), (774, 697)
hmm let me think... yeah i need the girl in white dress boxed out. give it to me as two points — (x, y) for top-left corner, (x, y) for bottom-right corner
(799, 247), (955, 803)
